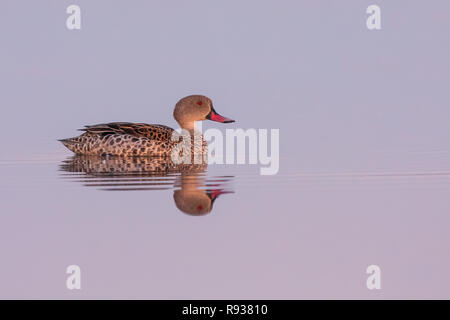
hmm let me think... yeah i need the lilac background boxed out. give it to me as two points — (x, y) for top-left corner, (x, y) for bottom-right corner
(0, 0), (450, 299)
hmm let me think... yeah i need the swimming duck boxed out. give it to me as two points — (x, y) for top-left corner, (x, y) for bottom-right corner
(59, 95), (234, 157)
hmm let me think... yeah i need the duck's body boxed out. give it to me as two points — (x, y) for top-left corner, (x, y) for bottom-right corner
(60, 122), (181, 157)
(59, 95), (234, 157)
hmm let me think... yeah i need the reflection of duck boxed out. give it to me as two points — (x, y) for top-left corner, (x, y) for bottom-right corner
(60, 154), (207, 176)
(173, 174), (231, 216)
(60, 155), (233, 215)
(59, 95), (234, 156)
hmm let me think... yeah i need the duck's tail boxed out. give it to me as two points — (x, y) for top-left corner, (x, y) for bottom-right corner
(59, 137), (80, 153)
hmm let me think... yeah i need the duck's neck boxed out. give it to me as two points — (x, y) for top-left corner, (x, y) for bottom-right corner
(177, 120), (197, 133)
(176, 121), (205, 147)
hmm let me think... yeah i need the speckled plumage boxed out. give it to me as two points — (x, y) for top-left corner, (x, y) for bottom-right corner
(60, 123), (181, 156)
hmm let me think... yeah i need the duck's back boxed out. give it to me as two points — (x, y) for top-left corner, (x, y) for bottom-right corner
(81, 122), (175, 141)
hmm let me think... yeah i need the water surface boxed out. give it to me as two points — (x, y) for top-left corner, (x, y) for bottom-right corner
(1, 149), (449, 299)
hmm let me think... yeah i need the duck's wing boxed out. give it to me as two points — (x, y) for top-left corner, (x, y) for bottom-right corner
(80, 122), (175, 141)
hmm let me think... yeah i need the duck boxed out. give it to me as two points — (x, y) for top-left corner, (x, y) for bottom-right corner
(59, 95), (234, 157)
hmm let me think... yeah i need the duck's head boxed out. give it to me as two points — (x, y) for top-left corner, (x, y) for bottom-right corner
(173, 95), (235, 130)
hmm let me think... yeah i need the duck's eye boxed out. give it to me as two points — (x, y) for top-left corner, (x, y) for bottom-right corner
(196, 101), (203, 106)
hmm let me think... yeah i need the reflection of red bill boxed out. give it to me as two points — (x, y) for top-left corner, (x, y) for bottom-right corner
(206, 107), (235, 123)
(207, 189), (233, 201)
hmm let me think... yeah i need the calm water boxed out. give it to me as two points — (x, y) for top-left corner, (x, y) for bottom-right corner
(1, 148), (450, 299)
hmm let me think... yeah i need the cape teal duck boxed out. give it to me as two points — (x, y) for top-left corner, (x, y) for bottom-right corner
(59, 95), (234, 157)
